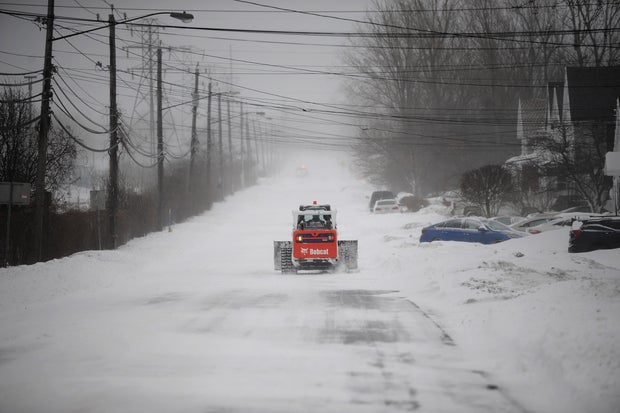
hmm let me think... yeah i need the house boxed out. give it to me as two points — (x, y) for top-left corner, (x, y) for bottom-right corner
(506, 66), (620, 211)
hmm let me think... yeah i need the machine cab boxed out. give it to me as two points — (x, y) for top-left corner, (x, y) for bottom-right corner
(292, 203), (338, 261)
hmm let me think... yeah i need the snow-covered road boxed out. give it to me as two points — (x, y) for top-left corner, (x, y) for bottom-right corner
(1, 155), (618, 412)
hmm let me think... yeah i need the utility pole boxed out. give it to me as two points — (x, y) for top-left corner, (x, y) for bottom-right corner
(107, 12), (119, 249)
(157, 47), (164, 231)
(189, 66), (199, 194)
(34, 0), (55, 260)
(239, 102), (245, 188)
(148, 27), (155, 158)
(260, 121), (267, 174)
(206, 82), (212, 207)
(245, 111), (251, 185)
(252, 119), (260, 169)
(227, 98), (233, 194)
(217, 93), (223, 201)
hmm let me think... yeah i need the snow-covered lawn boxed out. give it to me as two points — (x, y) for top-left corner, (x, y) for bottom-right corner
(0, 156), (618, 412)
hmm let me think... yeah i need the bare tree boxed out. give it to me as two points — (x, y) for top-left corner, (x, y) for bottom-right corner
(344, 0), (478, 195)
(344, 0), (619, 197)
(460, 164), (513, 217)
(531, 123), (612, 212)
(564, 0), (620, 66)
(508, 0), (567, 90)
(0, 87), (77, 192)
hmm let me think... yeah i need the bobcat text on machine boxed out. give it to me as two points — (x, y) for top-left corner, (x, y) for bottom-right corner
(274, 202), (358, 274)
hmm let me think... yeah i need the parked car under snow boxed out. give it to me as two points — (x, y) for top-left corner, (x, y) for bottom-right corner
(420, 217), (526, 244)
(372, 198), (401, 214)
(569, 217), (620, 253)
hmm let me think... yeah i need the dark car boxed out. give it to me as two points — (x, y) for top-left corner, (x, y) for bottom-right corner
(420, 217), (525, 245)
(568, 217), (620, 253)
(369, 190), (394, 212)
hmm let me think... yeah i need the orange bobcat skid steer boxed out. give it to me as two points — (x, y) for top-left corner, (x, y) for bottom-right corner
(274, 203), (358, 273)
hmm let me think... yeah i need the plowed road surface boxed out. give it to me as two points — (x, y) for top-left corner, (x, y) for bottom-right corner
(0, 162), (529, 412)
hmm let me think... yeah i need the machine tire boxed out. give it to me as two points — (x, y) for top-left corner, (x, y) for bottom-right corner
(339, 241), (358, 272)
(280, 246), (296, 274)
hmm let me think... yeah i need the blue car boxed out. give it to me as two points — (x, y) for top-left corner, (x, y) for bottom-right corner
(420, 217), (526, 244)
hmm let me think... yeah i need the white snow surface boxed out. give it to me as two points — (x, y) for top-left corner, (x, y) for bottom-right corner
(1, 156), (619, 413)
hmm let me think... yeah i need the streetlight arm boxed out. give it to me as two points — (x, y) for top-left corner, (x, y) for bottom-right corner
(52, 11), (193, 42)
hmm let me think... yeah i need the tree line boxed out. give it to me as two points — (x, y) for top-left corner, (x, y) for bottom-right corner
(0, 86), (264, 266)
(344, 0), (620, 203)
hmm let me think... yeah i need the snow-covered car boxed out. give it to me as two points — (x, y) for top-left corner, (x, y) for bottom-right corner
(490, 216), (523, 226)
(368, 190), (394, 211)
(510, 214), (559, 232)
(372, 198), (400, 213)
(525, 215), (589, 234)
(420, 217), (526, 244)
(569, 217), (620, 253)
(515, 212), (604, 234)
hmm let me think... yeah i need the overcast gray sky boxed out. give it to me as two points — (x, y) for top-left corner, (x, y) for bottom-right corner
(0, 0), (377, 171)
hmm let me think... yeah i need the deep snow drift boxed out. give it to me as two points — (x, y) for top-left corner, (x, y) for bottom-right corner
(0, 155), (618, 413)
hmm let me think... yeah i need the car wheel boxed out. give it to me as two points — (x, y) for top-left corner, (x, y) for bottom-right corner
(432, 237), (441, 242)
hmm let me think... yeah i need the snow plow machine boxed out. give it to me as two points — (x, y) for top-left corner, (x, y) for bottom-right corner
(274, 202), (358, 274)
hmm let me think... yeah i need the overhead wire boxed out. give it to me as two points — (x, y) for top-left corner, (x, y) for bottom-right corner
(1, 1), (617, 12)
(0, 77), (43, 87)
(0, 114), (40, 131)
(0, 91), (42, 103)
(53, 67), (108, 115)
(54, 93), (111, 135)
(0, 4), (578, 156)
(52, 76), (109, 131)
(0, 67), (42, 76)
(3, 7), (619, 49)
(52, 112), (116, 153)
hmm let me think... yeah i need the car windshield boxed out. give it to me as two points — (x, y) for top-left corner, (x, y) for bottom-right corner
(298, 213), (332, 229)
(441, 219), (463, 229)
(463, 219), (482, 229)
(377, 200), (396, 206)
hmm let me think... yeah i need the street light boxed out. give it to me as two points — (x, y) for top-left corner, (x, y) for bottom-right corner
(34, 5), (194, 255)
(51, 11), (194, 42)
(169, 12), (194, 23)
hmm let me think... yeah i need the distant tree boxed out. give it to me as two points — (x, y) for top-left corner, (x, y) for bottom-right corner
(563, 0), (620, 66)
(0, 87), (77, 192)
(344, 0), (619, 197)
(460, 164), (513, 217)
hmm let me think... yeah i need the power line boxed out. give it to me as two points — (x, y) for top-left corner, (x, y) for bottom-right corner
(0, 91), (41, 103)
(2, 7), (619, 46)
(0, 67), (42, 76)
(53, 67), (108, 115)
(52, 112), (116, 153)
(0, 114), (40, 131)
(52, 77), (110, 131)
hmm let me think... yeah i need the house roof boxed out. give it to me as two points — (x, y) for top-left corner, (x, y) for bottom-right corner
(505, 148), (551, 166)
(566, 66), (620, 123)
